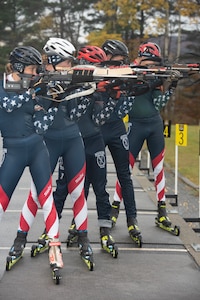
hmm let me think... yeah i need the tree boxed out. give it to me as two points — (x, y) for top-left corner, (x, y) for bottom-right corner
(87, 0), (200, 58)
(0, 0), (47, 46)
(0, 0), (47, 70)
(42, 0), (98, 47)
(0, 0), (98, 71)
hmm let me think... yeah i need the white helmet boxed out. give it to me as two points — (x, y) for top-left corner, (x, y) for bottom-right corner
(43, 37), (76, 65)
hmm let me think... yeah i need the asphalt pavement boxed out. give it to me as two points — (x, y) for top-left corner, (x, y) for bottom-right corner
(0, 146), (200, 300)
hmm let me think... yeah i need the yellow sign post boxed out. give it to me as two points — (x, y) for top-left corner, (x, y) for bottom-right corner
(175, 124), (188, 146)
(163, 120), (171, 138)
(173, 124), (188, 203)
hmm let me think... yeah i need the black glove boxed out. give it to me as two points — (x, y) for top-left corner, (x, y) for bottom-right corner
(107, 87), (121, 99)
(97, 80), (121, 99)
(124, 80), (150, 96)
(47, 83), (67, 98)
(148, 78), (163, 90)
(165, 70), (181, 88)
(29, 76), (47, 95)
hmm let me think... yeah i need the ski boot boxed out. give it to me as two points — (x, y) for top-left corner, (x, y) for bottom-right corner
(127, 217), (142, 248)
(77, 231), (94, 271)
(155, 201), (180, 236)
(100, 227), (118, 258)
(6, 231), (27, 271)
(49, 239), (63, 285)
(66, 218), (78, 247)
(31, 230), (49, 257)
(110, 201), (120, 227)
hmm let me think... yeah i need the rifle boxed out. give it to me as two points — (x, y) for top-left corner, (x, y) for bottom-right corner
(3, 63), (200, 99)
(40, 63), (200, 85)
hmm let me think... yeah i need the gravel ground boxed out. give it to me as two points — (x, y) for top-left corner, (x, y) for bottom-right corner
(164, 165), (200, 233)
(138, 151), (200, 232)
(164, 164), (199, 219)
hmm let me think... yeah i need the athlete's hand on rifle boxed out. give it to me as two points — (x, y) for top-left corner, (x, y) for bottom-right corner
(163, 70), (181, 90)
(169, 70), (181, 82)
(97, 80), (121, 99)
(148, 78), (163, 90)
(47, 83), (67, 99)
(108, 85), (121, 99)
(29, 76), (47, 96)
(122, 78), (148, 96)
(98, 78), (151, 98)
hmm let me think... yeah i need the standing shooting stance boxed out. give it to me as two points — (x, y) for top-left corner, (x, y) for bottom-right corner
(0, 46), (63, 284)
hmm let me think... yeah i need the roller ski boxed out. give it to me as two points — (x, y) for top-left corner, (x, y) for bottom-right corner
(31, 231), (49, 257)
(100, 227), (118, 258)
(49, 239), (63, 285)
(6, 231), (27, 271)
(78, 231), (94, 271)
(66, 219), (78, 247)
(111, 201), (120, 227)
(155, 201), (180, 236)
(127, 218), (143, 248)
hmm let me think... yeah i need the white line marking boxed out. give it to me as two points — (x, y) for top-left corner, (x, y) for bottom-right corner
(5, 209), (157, 215)
(0, 246), (187, 253)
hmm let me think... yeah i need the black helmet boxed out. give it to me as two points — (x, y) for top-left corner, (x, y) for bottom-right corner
(101, 40), (129, 58)
(9, 46), (42, 73)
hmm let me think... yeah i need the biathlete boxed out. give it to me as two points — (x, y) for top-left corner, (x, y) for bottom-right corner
(12, 38), (94, 271)
(112, 42), (181, 236)
(0, 46), (63, 282)
(53, 45), (119, 258)
(100, 39), (142, 247)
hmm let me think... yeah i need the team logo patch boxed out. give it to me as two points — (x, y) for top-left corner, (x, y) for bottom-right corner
(127, 122), (132, 135)
(0, 148), (7, 167)
(120, 134), (129, 150)
(95, 151), (106, 168)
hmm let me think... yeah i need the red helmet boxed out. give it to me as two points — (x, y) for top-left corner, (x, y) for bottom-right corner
(78, 45), (107, 63)
(138, 42), (161, 58)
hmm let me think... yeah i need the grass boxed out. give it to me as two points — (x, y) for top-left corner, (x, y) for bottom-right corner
(164, 125), (199, 186)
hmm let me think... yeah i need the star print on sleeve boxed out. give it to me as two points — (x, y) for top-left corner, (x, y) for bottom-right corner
(116, 96), (135, 119)
(0, 91), (31, 112)
(153, 89), (173, 111)
(92, 97), (116, 126)
(33, 107), (58, 135)
(69, 97), (91, 121)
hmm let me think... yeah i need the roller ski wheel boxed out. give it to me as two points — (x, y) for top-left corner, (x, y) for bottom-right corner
(49, 240), (63, 284)
(81, 256), (94, 271)
(51, 264), (62, 285)
(79, 245), (94, 271)
(31, 243), (48, 257)
(129, 231), (143, 248)
(78, 231), (94, 271)
(128, 218), (142, 248)
(155, 217), (180, 236)
(101, 235), (118, 258)
(6, 253), (23, 271)
(6, 231), (27, 270)
(156, 201), (180, 236)
(31, 245), (38, 257)
(31, 233), (49, 257)
(100, 227), (118, 258)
